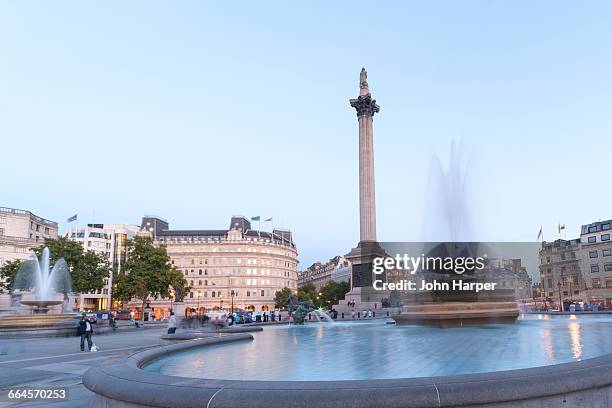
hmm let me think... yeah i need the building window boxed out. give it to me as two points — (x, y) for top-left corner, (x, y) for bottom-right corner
(605, 263), (612, 272)
(602, 223), (611, 231)
(589, 225), (598, 233)
(603, 249), (612, 257)
(198, 269), (202, 275)
(189, 292), (194, 299)
(589, 251), (598, 259)
(602, 234), (610, 242)
(607, 278), (612, 288)
(592, 278), (601, 288)
(588, 236), (596, 243)
(261, 290), (265, 296)
(591, 264), (600, 273)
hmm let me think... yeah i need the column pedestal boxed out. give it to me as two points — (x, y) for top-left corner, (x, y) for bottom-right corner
(345, 241), (389, 304)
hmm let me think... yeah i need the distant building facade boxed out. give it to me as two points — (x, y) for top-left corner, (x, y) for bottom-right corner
(298, 255), (351, 290)
(538, 219), (612, 307)
(482, 258), (533, 300)
(0, 207), (58, 308)
(64, 223), (141, 311)
(141, 216), (298, 318)
(579, 220), (612, 305)
(539, 239), (585, 304)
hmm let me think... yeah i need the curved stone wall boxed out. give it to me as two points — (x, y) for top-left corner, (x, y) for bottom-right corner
(83, 334), (612, 408)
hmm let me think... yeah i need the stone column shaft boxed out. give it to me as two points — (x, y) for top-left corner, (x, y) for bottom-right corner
(359, 115), (376, 242)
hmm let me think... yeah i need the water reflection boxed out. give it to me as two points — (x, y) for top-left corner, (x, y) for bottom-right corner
(539, 327), (555, 363)
(568, 321), (582, 360)
(145, 315), (612, 381)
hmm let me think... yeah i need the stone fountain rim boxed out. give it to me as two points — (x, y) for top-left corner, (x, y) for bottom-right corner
(83, 332), (612, 408)
(20, 299), (64, 306)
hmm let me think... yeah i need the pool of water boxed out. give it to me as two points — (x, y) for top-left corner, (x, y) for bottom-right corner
(144, 314), (612, 381)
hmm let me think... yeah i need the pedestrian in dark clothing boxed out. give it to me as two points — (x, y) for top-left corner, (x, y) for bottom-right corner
(77, 313), (95, 351)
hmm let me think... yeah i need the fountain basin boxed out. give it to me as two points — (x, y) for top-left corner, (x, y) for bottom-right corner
(83, 316), (612, 407)
(20, 299), (64, 314)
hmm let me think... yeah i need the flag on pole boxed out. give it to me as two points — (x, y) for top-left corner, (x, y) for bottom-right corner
(67, 214), (78, 223)
(251, 216), (260, 222)
(558, 224), (566, 234)
(264, 217), (273, 222)
(536, 226), (543, 241)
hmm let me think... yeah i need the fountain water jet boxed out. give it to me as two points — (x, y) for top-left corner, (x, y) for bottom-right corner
(15, 247), (71, 314)
(311, 309), (335, 323)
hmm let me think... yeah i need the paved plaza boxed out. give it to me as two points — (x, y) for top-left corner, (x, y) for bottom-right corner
(0, 327), (168, 407)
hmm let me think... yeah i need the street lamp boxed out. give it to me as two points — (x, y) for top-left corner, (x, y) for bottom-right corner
(557, 281), (562, 312)
(197, 292), (202, 313)
(220, 295), (224, 311)
(230, 290), (235, 314)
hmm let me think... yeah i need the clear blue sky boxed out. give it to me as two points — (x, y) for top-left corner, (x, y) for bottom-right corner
(1, 2), (611, 271)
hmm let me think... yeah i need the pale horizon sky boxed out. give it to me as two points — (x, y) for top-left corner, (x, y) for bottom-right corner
(1, 2), (611, 272)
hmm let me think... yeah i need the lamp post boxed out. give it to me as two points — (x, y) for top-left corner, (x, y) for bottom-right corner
(557, 281), (562, 312)
(197, 292), (202, 314)
(230, 290), (235, 314)
(220, 296), (224, 311)
(170, 289), (174, 313)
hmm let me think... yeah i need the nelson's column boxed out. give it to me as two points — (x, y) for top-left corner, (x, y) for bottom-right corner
(346, 68), (387, 303)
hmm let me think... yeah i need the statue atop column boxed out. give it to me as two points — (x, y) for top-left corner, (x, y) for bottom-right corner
(359, 67), (370, 96)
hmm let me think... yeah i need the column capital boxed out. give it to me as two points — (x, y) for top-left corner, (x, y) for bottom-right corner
(349, 94), (380, 118)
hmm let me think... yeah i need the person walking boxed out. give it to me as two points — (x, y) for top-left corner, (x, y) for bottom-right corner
(109, 313), (117, 332)
(167, 311), (177, 334)
(77, 313), (94, 351)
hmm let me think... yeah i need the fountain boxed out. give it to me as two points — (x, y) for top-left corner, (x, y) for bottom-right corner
(17, 247), (70, 314)
(393, 143), (519, 327)
(0, 248), (75, 336)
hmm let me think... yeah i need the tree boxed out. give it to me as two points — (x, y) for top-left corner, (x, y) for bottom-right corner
(34, 237), (109, 294)
(319, 281), (350, 307)
(114, 236), (188, 322)
(0, 260), (23, 294)
(274, 287), (292, 309)
(298, 282), (317, 305)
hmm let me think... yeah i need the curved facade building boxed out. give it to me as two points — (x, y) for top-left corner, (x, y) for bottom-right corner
(142, 215), (298, 317)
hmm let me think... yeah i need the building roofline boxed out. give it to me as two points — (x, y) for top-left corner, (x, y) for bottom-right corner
(0, 206), (58, 226)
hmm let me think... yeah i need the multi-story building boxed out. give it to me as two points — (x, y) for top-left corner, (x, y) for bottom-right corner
(298, 255), (351, 290)
(579, 220), (612, 306)
(0, 207), (58, 308)
(481, 258), (533, 300)
(532, 282), (544, 301)
(141, 215), (298, 318)
(537, 220), (612, 307)
(64, 223), (140, 311)
(539, 239), (584, 304)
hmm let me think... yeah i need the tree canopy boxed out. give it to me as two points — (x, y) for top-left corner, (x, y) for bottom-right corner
(34, 237), (109, 294)
(273, 287), (292, 309)
(113, 236), (188, 321)
(297, 281), (350, 309)
(297, 282), (317, 305)
(0, 259), (23, 294)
